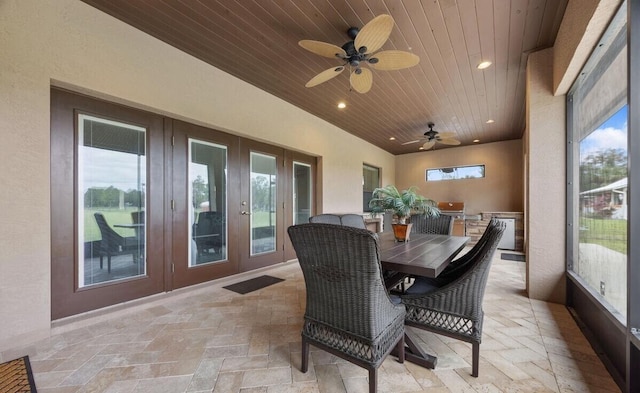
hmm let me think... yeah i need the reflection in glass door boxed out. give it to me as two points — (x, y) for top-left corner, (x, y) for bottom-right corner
(293, 162), (312, 224)
(78, 114), (146, 286)
(189, 139), (228, 266)
(250, 152), (277, 255)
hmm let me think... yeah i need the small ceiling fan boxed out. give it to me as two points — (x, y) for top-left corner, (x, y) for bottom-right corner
(298, 14), (420, 93)
(402, 123), (461, 150)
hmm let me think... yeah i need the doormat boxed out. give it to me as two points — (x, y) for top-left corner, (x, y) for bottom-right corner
(0, 355), (37, 392)
(223, 275), (284, 294)
(501, 253), (526, 262)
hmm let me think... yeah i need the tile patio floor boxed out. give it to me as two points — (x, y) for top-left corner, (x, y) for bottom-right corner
(1, 252), (621, 392)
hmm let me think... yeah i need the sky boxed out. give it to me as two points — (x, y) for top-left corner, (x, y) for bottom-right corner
(580, 105), (628, 162)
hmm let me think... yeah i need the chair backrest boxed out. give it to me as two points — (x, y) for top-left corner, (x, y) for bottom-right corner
(195, 211), (224, 238)
(436, 220), (506, 309)
(130, 210), (145, 239)
(288, 223), (401, 338)
(131, 210), (144, 224)
(442, 218), (500, 279)
(309, 214), (342, 225)
(339, 214), (367, 229)
(309, 214), (367, 229)
(94, 212), (124, 250)
(410, 214), (454, 235)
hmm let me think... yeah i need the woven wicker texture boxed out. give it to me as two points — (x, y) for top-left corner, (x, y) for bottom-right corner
(401, 220), (505, 376)
(309, 214), (367, 229)
(288, 223), (405, 368)
(409, 214), (454, 235)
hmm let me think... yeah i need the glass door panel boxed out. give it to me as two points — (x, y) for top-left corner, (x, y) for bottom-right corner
(293, 162), (312, 225)
(250, 152), (277, 255)
(78, 114), (146, 286)
(189, 139), (228, 266)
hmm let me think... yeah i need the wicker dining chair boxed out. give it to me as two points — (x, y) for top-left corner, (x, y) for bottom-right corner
(309, 213), (367, 229)
(308, 213), (341, 225)
(405, 218), (502, 294)
(288, 223), (406, 393)
(339, 213), (368, 229)
(410, 214), (454, 235)
(400, 220), (506, 377)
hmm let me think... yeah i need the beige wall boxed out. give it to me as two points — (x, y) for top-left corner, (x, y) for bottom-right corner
(526, 48), (567, 303)
(395, 140), (524, 215)
(0, 0), (395, 351)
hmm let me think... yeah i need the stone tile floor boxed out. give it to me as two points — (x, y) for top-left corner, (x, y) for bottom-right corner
(2, 253), (621, 392)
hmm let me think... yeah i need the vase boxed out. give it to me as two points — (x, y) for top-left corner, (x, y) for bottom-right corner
(392, 223), (413, 242)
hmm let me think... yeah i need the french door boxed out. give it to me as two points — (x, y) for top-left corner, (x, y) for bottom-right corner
(51, 89), (165, 319)
(170, 120), (240, 289)
(51, 89), (316, 318)
(239, 140), (286, 271)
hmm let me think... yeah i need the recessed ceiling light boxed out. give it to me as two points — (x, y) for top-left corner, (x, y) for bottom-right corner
(486, 119), (495, 123)
(389, 137), (396, 140)
(473, 139), (480, 143)
(337, 102), (346, 109)
(477, 61), (492, 70)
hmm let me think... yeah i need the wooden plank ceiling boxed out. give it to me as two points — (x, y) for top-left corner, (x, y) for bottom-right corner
(80, 0), (567, 155)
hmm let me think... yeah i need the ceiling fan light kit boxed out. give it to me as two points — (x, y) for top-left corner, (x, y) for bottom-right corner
(299, 14), (420, 93)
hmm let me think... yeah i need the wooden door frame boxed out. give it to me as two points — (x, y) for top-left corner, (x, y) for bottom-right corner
(50, 88), (165, 319)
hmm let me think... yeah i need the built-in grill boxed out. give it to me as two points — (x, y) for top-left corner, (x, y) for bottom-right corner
(437, 201), (465, 219)
(438, 202), (466, 236)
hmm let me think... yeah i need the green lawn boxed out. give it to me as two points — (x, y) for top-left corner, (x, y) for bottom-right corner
(84, 207), (141, 242)
(85, 208), (274, 242)
(579, 217), (627, 254)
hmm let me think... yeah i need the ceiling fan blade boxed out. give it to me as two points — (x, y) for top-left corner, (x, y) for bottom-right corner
(401, 140), (421, 145)
(305, 66), (345, 88)
(354, 14), (394, 54)
(299, 40), (347, 59)
(370, 50), (420, 70)
(436, 131), (456, 138)
(422, 140), (436, 150)
(350, 68), (373, 93)
(438, 138), (461, 146)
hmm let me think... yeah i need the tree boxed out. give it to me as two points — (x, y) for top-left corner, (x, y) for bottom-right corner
(579, 148), (627, 192)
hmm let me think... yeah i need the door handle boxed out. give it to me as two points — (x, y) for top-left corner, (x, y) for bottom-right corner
(240, 211), (251, 215)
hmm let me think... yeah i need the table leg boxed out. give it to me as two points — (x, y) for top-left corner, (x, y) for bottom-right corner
(392, 328), (437, 369)
(404, 328), (437, 368)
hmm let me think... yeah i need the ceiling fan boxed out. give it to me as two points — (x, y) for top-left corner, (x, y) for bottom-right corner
(298, 14), (420, 93)
(402, 123), (461, 150)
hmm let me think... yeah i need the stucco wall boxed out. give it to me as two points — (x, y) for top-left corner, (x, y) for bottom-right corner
(526, 48), (567, 303)
(0, 0), (395, 351)
(394, 140), (524, 216)
(554, 0), (622, 95)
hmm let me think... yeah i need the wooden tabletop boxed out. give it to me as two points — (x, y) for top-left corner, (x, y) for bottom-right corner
(377, 232), (470, 278)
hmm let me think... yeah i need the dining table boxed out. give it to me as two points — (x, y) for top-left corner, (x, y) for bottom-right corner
(377, 231), (470, 369)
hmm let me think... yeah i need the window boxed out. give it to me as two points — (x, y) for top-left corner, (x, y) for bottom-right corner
(363, 164), (380, 212)
(568, 4), (627, 320)
(426, 165), (485, 181)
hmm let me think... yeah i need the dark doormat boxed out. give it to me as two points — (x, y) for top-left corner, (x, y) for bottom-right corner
(501, 253), (526, 262)
(223, 275), (284, 294)
(0, 355), (37, 392)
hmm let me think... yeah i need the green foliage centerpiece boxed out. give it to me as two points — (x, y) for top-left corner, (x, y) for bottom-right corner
(368, 185), (439, 241)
